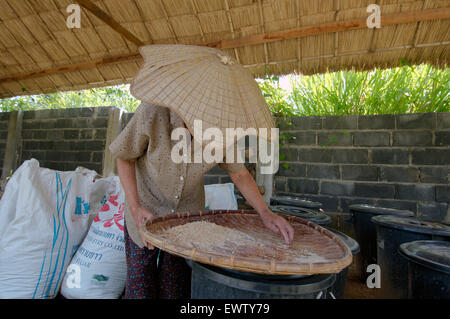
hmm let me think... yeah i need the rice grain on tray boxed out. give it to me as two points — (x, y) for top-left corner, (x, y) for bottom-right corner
(161, 221), (328, 263)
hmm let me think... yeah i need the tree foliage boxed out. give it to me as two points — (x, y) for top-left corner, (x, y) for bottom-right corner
(0, 64), (448, 117)
(0, 85), (139, 113)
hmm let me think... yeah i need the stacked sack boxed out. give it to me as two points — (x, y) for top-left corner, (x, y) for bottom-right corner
(0, 159), (98, 299)
(61, 176), (127, 299)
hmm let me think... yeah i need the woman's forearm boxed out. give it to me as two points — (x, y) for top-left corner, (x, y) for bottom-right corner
(116, 158), (141, 210)
(229, 168), (269, 215)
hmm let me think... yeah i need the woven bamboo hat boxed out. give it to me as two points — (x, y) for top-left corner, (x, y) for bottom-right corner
(130, 45), (275, 148)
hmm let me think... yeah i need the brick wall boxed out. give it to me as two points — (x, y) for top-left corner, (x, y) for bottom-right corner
(19, 107), (111, 173)
(0, 112), (10, 177)
(271, 112), (450, 221)
(203, 113), (450, 221)
(120, 112), (134, 130)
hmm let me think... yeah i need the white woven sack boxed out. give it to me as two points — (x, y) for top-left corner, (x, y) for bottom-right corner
(0, 159), (97, 299)
(61, 176), (126, 299)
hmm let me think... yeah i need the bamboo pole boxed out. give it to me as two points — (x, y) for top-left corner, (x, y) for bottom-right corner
(75, 0), (145, 47)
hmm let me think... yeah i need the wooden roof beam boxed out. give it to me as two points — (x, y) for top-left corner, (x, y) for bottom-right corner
(0, 54), (141, 83)
(208, 7), (450, 49)
(1, 7), (449, 84)
(75, 0), (145, 47)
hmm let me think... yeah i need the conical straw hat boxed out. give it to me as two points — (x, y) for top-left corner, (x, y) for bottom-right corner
(130, 45), (276, 149)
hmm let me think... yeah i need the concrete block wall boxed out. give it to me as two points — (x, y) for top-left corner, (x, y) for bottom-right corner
(19, 107), (111, 173)
(204, 113), (450, 222)
(273, 112), (450, 221)
(120, 112), (135, 130)
(0, 112), (10, 178)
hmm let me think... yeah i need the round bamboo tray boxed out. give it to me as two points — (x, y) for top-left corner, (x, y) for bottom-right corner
(140, 210), (352, 276)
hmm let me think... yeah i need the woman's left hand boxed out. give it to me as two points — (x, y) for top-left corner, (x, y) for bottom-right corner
(259, 209), (294, 244)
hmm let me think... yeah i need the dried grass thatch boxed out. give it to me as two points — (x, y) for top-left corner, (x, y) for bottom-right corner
(0, 0), (449, 98)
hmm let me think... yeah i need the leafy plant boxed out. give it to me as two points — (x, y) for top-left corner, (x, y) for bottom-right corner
(257, 75), (297, 118)
(260, 64), (449, 117)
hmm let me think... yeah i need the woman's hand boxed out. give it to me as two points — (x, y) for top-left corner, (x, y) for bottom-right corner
(259, 209), (294, 244)
(130, 204), (155, 250)
(228, 167), (295, 244)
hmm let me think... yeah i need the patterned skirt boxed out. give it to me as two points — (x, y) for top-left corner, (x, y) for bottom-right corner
(124, 221), (192, 299)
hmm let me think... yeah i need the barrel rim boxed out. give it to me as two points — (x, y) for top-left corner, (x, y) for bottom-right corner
(372, 215), (450, 237)
(270, 205), (332, 226)
(399, 240), (450, 275)
(349, 204), (414, 216)
(271, 196), (323, 209)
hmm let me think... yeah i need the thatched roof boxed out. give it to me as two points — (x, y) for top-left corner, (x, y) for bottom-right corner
(0, 0), (449, 98)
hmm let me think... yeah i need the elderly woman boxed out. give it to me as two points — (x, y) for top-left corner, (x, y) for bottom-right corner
(109, 102), (294, 299)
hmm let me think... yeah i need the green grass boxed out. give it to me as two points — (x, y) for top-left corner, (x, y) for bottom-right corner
(260, 64), (449, 117)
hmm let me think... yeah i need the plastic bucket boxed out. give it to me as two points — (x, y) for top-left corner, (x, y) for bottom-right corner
(190, 261), (336, 299)
(372, 216), (450, 298)
(270, 205), (332, 226)
(325, 228), (360, 299)
(399, 240), (450, 299)
(349, 205), (414, 282)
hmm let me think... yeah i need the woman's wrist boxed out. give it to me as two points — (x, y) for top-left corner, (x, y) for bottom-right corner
(128, 202), (142, 212)
(256, 206), (272, 217)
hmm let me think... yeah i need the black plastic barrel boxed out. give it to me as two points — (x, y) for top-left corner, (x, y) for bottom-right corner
(372, 216), (450, 299)
(399, 241), (450, 299)
(349, 205), (414, 282)
(235, 194), (247, 208)
(190, 261), (336, 299)
(270, 205), (332, 226)
(270, 196), (323, 210)
(325, 228), (360, 299)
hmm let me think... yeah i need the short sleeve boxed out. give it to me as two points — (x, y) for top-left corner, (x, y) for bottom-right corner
(218, 162), (245, 174)
(109, 105), (151, 160)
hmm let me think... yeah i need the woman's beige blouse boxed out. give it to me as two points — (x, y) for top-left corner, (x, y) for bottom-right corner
(109, 103), (245, 248)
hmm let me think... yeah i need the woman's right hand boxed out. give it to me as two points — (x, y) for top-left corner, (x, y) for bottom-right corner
(130, 204), (155, 250)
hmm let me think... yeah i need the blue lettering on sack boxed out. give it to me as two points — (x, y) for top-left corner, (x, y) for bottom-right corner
(74, 197), (90, 215)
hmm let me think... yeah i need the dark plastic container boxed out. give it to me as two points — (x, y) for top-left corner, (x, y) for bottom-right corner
(190, 261), (336, 299)
(235, 194), (247, 208)
(372, 216), (450, 299)
(349, 205), (415, 282)
(270, 205), (332, 226)
(325, 228), (360, 299)
(399, 241), (450, 299)
(270, 196), (323, 210)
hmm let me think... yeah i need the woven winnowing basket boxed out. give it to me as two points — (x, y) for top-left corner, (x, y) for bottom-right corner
(140, 210), (352, 275)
